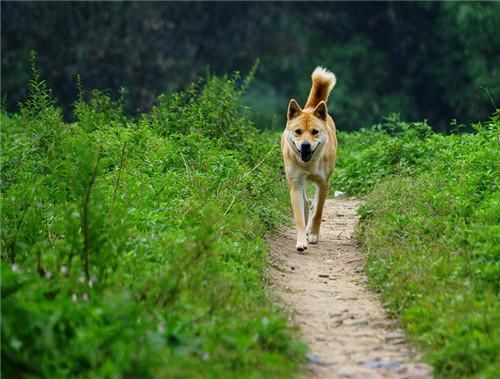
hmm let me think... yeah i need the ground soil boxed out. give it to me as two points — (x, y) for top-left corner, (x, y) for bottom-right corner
(268, 198), (434, 379)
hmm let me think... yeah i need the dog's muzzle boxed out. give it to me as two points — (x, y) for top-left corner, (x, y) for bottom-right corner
(300, 142), (312, 162)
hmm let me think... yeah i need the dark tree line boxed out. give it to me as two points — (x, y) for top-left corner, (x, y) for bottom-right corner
(2, 1), (499, 131)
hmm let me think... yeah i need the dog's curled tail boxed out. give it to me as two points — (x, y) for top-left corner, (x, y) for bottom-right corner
(305, 66), (337, 109)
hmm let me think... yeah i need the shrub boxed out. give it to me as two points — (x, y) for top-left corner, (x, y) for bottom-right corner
(335, 111), (500, 377)
(1, 65), (304, 378)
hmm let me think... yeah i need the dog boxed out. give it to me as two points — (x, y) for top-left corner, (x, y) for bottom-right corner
(281, 67), (337, 252)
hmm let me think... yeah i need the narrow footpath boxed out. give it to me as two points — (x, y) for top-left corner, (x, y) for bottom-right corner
(268, 198), (433, 379)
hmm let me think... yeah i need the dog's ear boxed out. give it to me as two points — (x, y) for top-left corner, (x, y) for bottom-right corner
(313, 101), (328, 121)
(287, 99), (302, 120)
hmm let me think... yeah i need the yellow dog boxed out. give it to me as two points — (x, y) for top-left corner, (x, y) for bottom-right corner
(281, 67), (337, 251)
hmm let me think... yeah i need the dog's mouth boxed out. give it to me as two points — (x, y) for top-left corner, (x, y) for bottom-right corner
(298, 142), (320, 163)
(300, 149), (312, 162)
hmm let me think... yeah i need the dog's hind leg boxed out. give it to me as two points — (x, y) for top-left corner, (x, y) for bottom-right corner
(306, 183), (319, 238)
(308, 183), (328, 244)
(303, 190), (309, 229)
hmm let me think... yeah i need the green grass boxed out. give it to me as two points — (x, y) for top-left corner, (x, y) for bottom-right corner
(1, 64), (305, 378)
(334, 114), (500, 378)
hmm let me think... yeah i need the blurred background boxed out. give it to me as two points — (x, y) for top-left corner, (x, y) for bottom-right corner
(2, 1), (499, 131)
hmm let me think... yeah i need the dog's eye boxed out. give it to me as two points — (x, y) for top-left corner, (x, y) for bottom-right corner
(295, 129), (302, 135)
(312, 129), (319, 135)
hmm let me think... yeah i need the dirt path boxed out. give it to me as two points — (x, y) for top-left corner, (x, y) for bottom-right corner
(268, 198), (433, 379)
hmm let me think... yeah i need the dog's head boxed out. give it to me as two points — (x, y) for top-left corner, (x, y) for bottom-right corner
(285, 99), (329, 163)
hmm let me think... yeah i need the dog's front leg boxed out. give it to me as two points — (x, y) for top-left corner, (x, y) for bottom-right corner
(289, 182), (308, 251)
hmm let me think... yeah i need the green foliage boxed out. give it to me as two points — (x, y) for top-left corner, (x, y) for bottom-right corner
(336, 112), (500, 377)
(1, 68), (304, 378)
(150, 72), (256, 151)
(334, 114), (433, 195)
(2, 3), (499, 131)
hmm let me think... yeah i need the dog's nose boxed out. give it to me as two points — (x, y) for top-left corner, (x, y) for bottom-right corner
(301, 142), (311, 152)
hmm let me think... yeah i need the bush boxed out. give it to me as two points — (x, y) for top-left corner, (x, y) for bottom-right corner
(1, 65), (304, 378)
(335, 112), (500, 377)
(333, 114), (433, 195)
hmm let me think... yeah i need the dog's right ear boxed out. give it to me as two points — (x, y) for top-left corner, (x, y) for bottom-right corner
(287, 99), (302, 120)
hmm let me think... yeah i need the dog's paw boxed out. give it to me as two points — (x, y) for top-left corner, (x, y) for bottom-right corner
(308, 234), (319, 244)
(296, 240), (308, 252)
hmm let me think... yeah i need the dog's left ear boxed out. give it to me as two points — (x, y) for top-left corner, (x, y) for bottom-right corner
(313, 101), (328, 121)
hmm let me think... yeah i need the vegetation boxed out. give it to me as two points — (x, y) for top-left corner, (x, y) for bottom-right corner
(2, 3), (499, 374)
(334, 113), (500, 378)
(2, 2), (499, 131)
(1, 63), (305, 378)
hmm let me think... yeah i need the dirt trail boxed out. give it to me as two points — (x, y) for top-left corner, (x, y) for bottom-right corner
(268, 198), (433, 379)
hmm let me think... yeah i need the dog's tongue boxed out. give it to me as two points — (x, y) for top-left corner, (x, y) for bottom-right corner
(301, 150), (312, 162)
